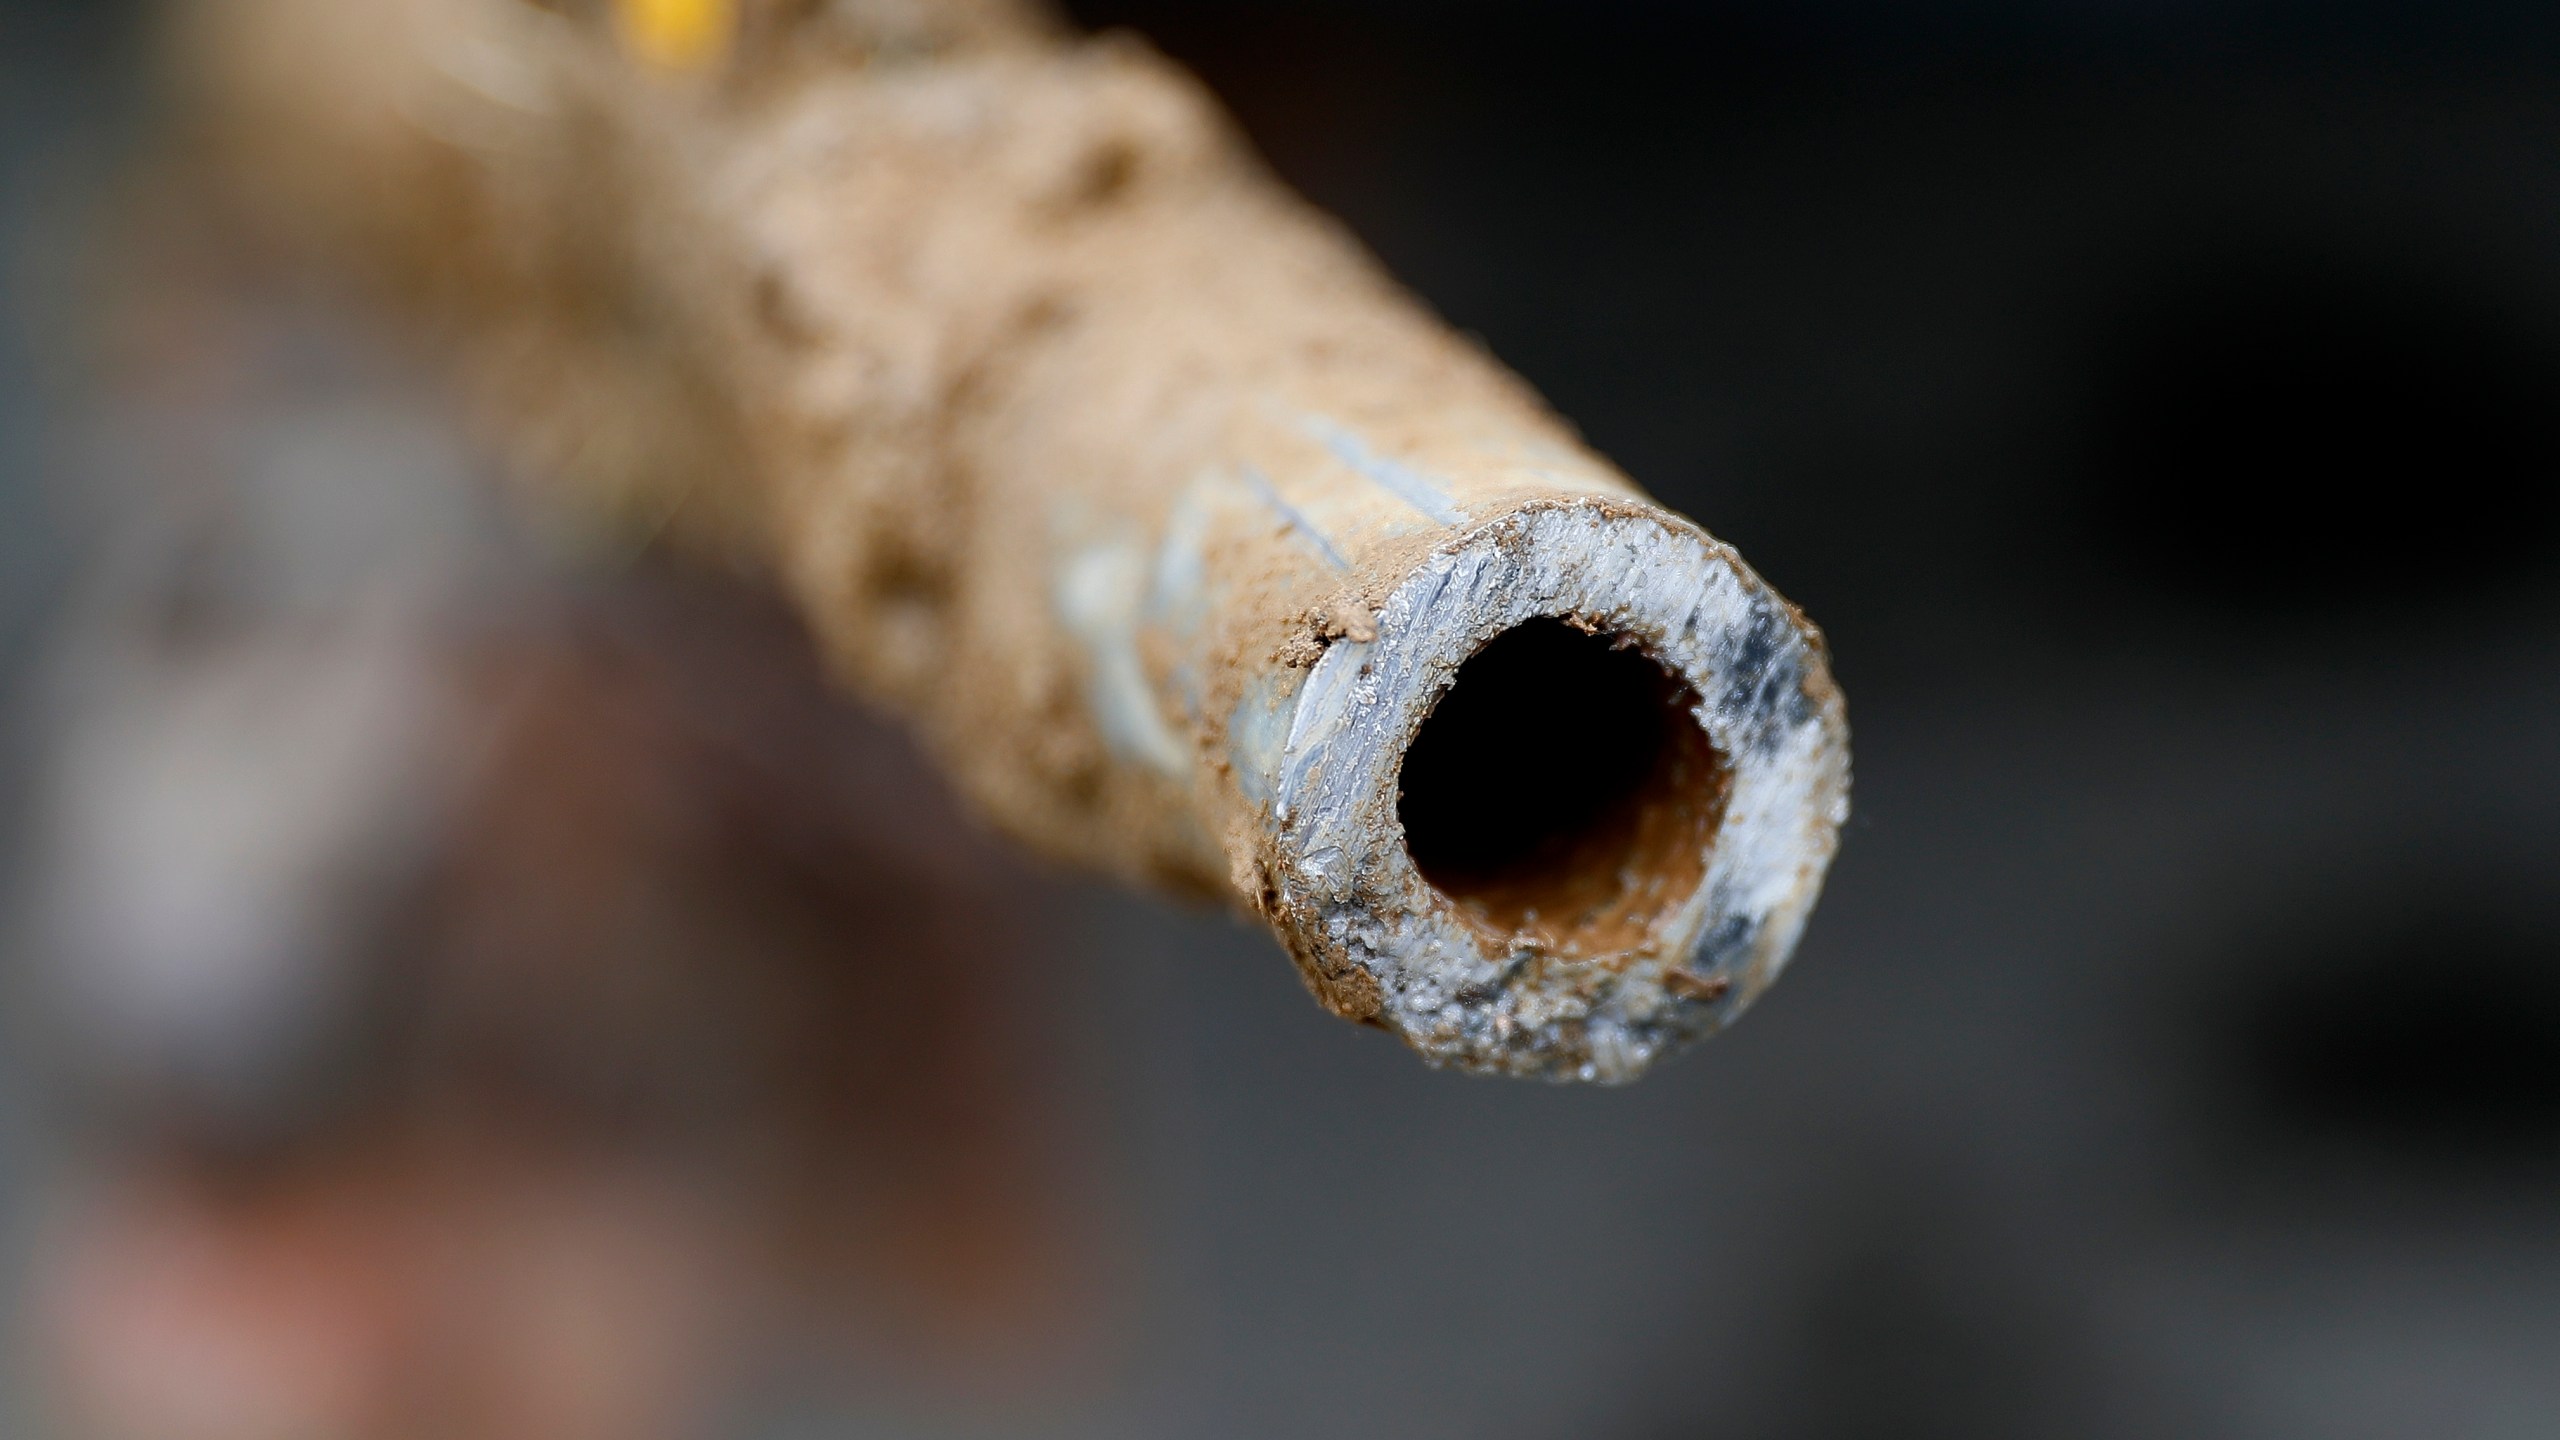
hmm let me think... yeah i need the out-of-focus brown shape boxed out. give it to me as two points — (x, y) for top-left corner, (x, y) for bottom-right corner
(25, 222), (1104, 1439)
(411, 567), (1088, 1361)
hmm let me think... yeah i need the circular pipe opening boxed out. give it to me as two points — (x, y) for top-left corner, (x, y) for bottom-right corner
(1394, 617), (1730, 953)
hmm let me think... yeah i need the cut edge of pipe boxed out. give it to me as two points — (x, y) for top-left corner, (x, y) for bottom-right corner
(1261, 500), (1850, 1082)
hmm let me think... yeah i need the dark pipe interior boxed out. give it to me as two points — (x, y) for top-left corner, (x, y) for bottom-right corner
(1395, 618), (1728, 952)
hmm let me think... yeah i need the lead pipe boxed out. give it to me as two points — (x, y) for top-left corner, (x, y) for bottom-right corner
(173, 0), (1851, 1079)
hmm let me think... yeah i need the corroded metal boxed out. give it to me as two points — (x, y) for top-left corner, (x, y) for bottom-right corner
(175, 0), (1850, 1079)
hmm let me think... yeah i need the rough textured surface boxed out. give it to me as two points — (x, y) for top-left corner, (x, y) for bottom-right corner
(173, 0), (1850, 1078)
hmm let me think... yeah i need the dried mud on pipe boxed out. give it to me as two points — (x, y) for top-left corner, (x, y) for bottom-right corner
(172, 0), (1852, 1081)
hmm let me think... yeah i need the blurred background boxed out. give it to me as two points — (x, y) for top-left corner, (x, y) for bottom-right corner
(5, 0), (2560, 1436)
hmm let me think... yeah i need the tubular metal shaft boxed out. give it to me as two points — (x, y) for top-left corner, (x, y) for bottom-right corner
(177, 0), (1851, 1079)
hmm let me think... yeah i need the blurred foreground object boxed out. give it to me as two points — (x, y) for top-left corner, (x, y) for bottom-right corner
(22, 260), (1095, 1438)
(171, 0), (1849, 1080)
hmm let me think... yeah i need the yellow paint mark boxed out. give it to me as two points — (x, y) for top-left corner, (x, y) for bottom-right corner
(615, 0), (737, 71)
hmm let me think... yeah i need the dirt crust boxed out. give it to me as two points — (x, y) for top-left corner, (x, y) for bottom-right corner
(171, 0), (1851, 1078)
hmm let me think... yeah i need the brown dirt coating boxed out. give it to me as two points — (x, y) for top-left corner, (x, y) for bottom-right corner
(166, 0), (1848, 1075)
(174, 0), (1634, 872)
